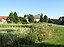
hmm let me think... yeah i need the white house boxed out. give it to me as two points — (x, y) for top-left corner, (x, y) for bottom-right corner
(25, 14), (40, 22)
(0, 16), (8, 24)
(34, 14), (40, 22)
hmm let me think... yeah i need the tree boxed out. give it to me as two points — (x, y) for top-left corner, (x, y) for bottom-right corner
(48, 18), (54, 23)
(28, 14), (34, 23)
(6, 12), (14, 23)
(6, 12), (20, 23)
(13, 12), (20, 23)
(24, 14), (27, 17)
(44, 15), (48, 22)
(19, 17), (27, 23)
(60, 20), (64, 25)
(40, 13), (43, 22)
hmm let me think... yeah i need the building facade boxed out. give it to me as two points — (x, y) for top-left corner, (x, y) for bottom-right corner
(0, 16), (8, 24)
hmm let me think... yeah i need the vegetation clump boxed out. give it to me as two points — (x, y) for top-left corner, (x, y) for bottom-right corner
(29, 24), (54, 42)
(0, 24), (54, 47)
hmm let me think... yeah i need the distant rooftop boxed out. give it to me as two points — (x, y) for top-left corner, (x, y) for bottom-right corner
(0, 16), (8, 19)
(34, 14), (40, 19)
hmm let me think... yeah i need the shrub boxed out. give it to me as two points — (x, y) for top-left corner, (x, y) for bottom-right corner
(29, 24), (54, 42)
(0, 24), (54, 47)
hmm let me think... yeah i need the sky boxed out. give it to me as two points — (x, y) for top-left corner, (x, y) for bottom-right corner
(0, 0), (64, 19)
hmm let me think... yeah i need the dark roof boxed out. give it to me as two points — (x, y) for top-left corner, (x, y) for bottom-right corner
(34, 15), (40, 19)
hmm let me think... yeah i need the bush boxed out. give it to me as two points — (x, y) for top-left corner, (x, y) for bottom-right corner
(0, 24), (54, 47)
(60, 20), (64, 25)
(19, 24), (54, 44)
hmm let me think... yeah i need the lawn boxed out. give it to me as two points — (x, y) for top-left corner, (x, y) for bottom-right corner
(0, 23), (64, 47)
(20, 26), (64, 47)
(42, 26), (64, 45)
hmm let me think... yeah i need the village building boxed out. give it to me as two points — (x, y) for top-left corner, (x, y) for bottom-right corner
(59, 17), (64, 25)
(34, 14), (40, 22)
(25, 14), (40, 22)
(59, 17), (64, 21)
(0, 16), (8, 24)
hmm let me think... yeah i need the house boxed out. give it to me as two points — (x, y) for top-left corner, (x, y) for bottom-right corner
(51, 17), (64, 25)
(59, 17), (64, 25)
(59, 17), (64, 21)
(34, 14), (40, 22)
(0, 16), (8, 24)
(25, 14), (40, 22)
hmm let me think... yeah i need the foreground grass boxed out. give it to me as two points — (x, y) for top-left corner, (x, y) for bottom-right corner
(0, 23), (64, 47)
(19, 26), (64, 47)
(0, 24), (32, 28)
(42, 26), (64, 45)
(18, 26), (64, 47)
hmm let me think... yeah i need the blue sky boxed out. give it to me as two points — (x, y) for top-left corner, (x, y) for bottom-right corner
(0, 0), (64, 19)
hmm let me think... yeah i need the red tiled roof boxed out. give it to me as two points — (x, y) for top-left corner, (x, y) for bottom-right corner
(0, 16), (8, 19)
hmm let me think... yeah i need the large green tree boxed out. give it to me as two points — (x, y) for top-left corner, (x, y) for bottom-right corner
(40, 13), (43, 22)
(28, 14), (34, 23)
(6, 12), (20, 23)
(44, 15), (48, 22)
(6, 12), (14, 23)
(13, 12), (20, 23)
(48, 18), (54, 23)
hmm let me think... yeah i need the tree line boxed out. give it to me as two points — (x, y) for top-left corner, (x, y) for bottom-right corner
(6, 12), (54, 24)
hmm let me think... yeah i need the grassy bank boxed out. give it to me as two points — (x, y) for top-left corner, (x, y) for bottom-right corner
(0, 23), (64, 47)
(19, 26), (64, 47)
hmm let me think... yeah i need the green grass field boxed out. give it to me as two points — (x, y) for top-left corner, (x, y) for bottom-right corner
(42, 26), (64, 45)
(20, 26), (64, 47)
(0, 23), (64, 47)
